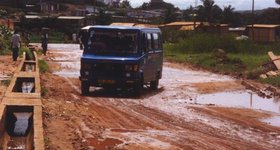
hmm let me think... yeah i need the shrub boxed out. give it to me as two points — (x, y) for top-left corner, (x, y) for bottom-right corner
(20, 47), (34, 60)
(260, 76), (280, 87)
(39, 60), (49, 73)
(0, 25), (12, 55)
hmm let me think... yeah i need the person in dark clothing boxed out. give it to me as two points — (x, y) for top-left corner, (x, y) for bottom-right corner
(11, 30), (21, 61)
(41, 29), (48, 55)
(78, 30), (87, 50)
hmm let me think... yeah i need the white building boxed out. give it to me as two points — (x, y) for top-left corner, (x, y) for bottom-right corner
(98, 0), (120, 5)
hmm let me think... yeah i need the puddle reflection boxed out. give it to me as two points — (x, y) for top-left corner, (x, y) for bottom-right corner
(195, 91), (280, 114)
(262, 116), (280, 127)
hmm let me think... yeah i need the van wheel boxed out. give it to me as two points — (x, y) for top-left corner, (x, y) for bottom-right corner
(150, 79), (159, 90)
(81, 81), (90, 95)
(134, 81), (143, 95)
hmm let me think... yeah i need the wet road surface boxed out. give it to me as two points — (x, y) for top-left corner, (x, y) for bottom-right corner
(41, 44), (280, 150)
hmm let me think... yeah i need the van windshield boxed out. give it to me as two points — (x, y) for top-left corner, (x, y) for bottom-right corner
(86, 30), (139, 55)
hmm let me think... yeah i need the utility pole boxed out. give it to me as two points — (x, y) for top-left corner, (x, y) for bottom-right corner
(251, 0), (255, 41)
(40, 0), (42, 13)
(193, 0), (198, 30)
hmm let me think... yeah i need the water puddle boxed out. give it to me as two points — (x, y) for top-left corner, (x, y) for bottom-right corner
(262, 116), (280, 127)
(53, 70), (80, 78)
(194, 91), (280, 127)
(46, 44), (81, 78)
(13, 77), (35, 93)
(2, 106), (34, 150)
(47, 44), (80, 51)
(194, 90), (280, 114)
(13, 113), (33, 136)
(22, 62), (35, 72)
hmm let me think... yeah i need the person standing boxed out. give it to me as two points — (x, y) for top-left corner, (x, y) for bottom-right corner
(11, 30), (21, 61)
(41, 29), (48, 55)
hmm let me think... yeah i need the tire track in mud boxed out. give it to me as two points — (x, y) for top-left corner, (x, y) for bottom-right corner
(64, 77), (279, 150)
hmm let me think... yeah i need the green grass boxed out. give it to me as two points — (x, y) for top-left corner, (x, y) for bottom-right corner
(20, 47), (34, 60)
(165, 49), (270, 74)
(164, 33), (280, 87)
(260, 76), (280, 87)
(30, 31), (65, 43)
(39, 59), (50, 73)
(41, 85), (48, 97)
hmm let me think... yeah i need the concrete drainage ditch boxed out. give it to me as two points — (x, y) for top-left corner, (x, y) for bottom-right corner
(0, 106), (34, 150)
(0, 47), (44, 150)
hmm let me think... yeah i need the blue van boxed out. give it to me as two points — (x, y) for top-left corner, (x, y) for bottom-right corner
(79, 26), (163, 95)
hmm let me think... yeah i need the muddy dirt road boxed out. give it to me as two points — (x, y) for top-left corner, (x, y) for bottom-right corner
(0, 56), (20, 99)
(39, 44), (280, 150)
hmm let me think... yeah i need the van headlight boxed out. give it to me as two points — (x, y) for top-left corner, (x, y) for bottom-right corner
(126, 73), (131, 77)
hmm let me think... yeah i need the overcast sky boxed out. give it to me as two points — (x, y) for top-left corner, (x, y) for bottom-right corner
(130, 0), (278, 10)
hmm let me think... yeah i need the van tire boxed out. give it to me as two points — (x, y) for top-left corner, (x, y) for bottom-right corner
(81, 81), (90, 95)
(134, 79), (143, 95)
(150, 79), (159, 90)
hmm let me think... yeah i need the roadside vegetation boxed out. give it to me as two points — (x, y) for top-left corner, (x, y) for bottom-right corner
(39, 59), (50, 73)
(164, 31), (280, 86)
(0, 25), (12, 55)
(30, 31), (65, 43)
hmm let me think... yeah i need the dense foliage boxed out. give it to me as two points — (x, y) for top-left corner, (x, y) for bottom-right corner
(0, 25), (12, 55)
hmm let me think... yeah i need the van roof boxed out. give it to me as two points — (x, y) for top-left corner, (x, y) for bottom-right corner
(89, 25), (161, 32)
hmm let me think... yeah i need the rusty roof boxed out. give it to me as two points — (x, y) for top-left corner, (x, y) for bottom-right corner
(134, 24), (158, 28)
(164, 21), (200, 27)
(247, 24), (280, 28)
(179, 25), (197, 31)
(110, 22), (136, 27)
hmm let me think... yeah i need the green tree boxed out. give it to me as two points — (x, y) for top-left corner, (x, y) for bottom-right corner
(96, 9), (113, 25)
(221, 5), (235, 24)
(164, 6), (177, 23)
(120, 0), (132, 8)
(183, 6), (195, 21)
(197, 0), (222, 23)
(276, 0), (280, 5)
(257, 8), (280, 24)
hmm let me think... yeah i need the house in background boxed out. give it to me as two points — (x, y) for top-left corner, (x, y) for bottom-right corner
(197, 23), (229, 34)
(40, 2), (60, 14)
(0, 19), (14, 29)
(247, 24), (280, 42)
(161, 21), (200, 30)
(229, 27), (247, 36)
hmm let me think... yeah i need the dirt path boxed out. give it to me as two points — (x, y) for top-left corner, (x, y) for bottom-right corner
(41, 44), (280, 150)
(0, 55), (21, 100)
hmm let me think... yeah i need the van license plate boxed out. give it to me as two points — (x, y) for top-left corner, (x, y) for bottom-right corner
(98, 80), (115, 84)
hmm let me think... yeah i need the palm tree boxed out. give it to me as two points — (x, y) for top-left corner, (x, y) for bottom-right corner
(276, 0), (280, 5)
(197, 0), (222, 23)
(222, 5), (235, 24)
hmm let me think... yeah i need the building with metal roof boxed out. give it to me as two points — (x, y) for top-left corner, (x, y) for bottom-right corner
(247, 24), (280, 42)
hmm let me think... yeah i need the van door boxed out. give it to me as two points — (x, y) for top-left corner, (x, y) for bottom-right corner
(142, 33), (156, 83)
(152, 33), (163, 80)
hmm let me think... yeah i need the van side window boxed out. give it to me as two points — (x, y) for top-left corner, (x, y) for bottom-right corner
(147, 33), (152, 51)
(153, 33), (159, 49)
